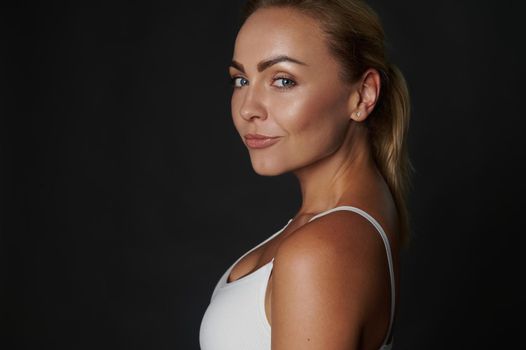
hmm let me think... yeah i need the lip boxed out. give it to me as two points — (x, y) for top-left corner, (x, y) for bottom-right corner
(244, 134), (282, 149)
(245, 133), (279, 139)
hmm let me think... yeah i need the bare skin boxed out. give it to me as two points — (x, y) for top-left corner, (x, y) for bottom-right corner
(227, 6), (400, 350)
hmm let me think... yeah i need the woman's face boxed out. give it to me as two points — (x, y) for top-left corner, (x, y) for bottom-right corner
(230, 7), (355, 176)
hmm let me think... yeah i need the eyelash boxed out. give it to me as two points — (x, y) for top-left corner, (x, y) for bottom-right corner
(229, 75), (297, 90)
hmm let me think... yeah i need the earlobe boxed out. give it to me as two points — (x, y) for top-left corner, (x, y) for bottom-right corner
(350, 110), (365, 122)
(347, 88), (363, 122)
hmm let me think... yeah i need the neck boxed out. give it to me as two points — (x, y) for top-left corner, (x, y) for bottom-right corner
(292, 121), (380, 216)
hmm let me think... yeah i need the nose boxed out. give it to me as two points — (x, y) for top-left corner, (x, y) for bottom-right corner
(238, 84), (268, 122)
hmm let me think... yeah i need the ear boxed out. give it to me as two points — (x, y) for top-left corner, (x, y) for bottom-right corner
(348, 68), (381, 122)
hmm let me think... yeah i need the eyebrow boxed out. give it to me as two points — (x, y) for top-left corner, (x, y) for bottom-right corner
(229, 55), (308, 73)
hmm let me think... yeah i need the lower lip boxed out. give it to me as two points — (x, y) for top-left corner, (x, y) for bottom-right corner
(245, 137), (281, 149)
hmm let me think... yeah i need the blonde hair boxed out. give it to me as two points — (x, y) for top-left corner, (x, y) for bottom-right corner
(240, 0), (414, 246)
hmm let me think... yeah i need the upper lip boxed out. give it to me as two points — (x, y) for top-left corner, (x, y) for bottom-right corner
(244, 133), (280, 139)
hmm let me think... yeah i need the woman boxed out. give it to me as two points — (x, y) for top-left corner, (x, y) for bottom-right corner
(200, 0), (411, 349)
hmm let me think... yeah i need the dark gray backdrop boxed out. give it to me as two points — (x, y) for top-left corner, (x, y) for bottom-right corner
(1, 1), (525, 349)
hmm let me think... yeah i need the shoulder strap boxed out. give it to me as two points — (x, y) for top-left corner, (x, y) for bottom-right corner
(308, 205), (396, 346)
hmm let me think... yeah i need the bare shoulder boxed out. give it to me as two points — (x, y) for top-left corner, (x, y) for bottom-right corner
(270, 210), (393, 349)
(275, 209), (392, 278)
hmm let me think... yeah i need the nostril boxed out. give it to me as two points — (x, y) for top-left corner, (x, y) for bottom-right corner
(240, 108), (267, 121)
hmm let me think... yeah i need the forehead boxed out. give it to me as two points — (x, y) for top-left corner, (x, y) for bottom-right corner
(233, 7), (335, 68)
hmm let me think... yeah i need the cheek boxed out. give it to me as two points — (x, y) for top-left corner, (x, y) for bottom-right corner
(271, 87), (347, 138)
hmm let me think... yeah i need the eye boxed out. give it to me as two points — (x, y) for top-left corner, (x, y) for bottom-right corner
(272, 76), (296, 89)
(230, 76), (248, 88)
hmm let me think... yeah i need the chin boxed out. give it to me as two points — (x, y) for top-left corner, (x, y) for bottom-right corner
(249, 156), (287, 176)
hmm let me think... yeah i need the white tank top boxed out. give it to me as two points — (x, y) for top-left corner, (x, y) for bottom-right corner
(199, 205), (396, 350)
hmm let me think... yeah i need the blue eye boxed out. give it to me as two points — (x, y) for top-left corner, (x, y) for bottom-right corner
(230, 76), (248, 88)
(228, 76), (297, 89)
(273, 77), (296, 89)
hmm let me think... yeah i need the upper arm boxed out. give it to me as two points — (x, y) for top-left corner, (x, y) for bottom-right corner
(270, 211), (391, 350)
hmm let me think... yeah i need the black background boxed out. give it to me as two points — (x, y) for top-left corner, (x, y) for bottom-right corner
(1, 1), (525, 349)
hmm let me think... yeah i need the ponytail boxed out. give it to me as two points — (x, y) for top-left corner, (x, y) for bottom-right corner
(368, 63), (413, 246)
